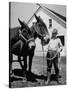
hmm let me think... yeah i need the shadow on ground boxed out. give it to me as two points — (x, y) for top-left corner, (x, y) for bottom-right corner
(11, 69), (61, 83)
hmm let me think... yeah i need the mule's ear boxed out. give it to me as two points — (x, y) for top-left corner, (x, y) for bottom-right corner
(34, 14), (38, 20)
(34, 14), (37, 18)
(34, 14), (40, 23)
(18, 18), (23, 26)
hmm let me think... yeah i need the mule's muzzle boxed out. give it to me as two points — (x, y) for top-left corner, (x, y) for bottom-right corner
(41, 35), (50, 46)
(28, 40), (36, 49)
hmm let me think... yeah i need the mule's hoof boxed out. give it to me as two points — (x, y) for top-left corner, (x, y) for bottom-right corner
(22, 77), (27, 82)
(45, 80), (50, 85)
(56, 79), (62, 84)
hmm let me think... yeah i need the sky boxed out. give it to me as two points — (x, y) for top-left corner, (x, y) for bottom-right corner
(10, 2), (66, 28)
(10, 2), (39, 28)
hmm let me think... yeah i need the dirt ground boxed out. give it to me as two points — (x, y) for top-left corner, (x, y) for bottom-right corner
(10, 56), (66, 88)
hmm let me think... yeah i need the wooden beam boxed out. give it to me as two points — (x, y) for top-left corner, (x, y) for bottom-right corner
(27, 6), (41, 25)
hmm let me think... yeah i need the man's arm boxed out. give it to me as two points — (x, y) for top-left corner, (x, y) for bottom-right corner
(58, 38), (63, 52)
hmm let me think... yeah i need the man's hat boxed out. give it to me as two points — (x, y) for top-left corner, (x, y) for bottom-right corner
(52, 28), (58, 34)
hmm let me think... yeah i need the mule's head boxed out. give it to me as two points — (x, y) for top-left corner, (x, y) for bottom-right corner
(31, 14), (50, 45)
(18, 18), (36, 49)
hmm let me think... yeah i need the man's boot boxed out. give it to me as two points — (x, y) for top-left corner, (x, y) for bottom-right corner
(45, 72), (51, 85)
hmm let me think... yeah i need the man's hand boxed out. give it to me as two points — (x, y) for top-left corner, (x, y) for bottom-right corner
(58, 48), (62, 53)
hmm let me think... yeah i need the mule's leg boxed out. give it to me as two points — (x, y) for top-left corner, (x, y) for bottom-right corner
(10, 53), (13, 74)
(29, 52), (34, 72)
(23, 55), (27, 74)
(9, 53), (13, 88)
(18, 56), (24, 70)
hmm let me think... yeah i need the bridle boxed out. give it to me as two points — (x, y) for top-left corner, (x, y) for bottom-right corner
(19, 29), (35, 43)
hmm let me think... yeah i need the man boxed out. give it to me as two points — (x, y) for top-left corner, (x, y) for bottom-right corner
(45, 28), (62, 84)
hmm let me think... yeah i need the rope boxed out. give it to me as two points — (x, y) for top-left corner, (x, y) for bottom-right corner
(42, 45), (45, 75)
(41, 46), (62, 75)
(46, 50), (58, 60)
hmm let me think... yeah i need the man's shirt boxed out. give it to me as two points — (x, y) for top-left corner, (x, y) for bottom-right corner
(48, 38), (62, 51)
